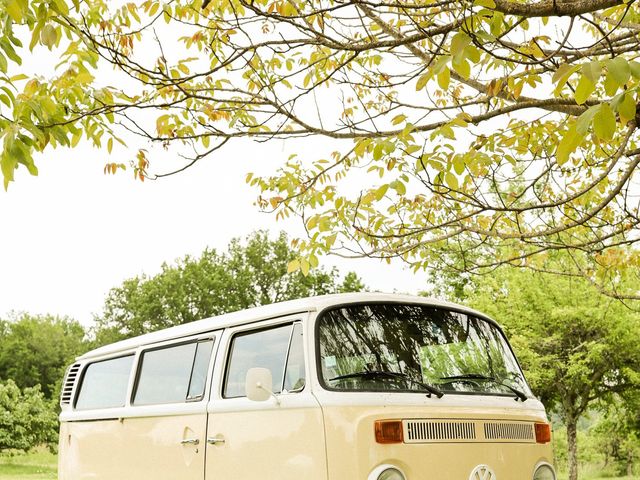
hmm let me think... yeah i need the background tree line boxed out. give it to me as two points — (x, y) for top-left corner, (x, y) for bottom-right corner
(428, 254), (640, 479)
(1, 233), (638, 479)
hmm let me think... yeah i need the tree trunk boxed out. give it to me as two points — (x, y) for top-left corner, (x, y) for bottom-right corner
(567, 416), (579, 480)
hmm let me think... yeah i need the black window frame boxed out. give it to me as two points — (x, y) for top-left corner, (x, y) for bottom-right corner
(131, 336), (215, 407)
(222, 321), (306, 399)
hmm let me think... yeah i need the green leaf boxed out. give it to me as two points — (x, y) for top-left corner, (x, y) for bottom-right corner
(474, 0), (496, 7)
(581, 60), (601, 84)
(452, 57), (470, 79)
(375, 184), (389, 200)
(603, 73), (619, 96)
(52, 0), (69, 15)
(552, 64), (573, 84)
(630, 61), (640, 79)
(390, 180), (406, 195)
(607, 57), (631, 86)
(574, 76), (595, 105)
(593, 103), (616, 141)
(576, 105), (598, 135)
(556, 125), (583, 165)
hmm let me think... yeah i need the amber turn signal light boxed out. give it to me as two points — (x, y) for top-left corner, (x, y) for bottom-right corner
(535, 423), (552, 444)
(375, 420), (404, 444)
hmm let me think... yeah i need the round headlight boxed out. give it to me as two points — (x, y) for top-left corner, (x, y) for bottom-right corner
(368, 465), (406, 480)
(533, 464), (556, 480)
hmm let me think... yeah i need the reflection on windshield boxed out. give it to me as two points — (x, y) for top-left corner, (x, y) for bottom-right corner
(318, 304), (531, 398)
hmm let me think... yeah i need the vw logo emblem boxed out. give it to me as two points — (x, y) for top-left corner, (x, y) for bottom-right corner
(469, 464), (496, 480)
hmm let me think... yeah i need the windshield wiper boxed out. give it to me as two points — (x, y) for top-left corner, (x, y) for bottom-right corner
(440, 374), (528, 402)
(330, 370), (444, 398)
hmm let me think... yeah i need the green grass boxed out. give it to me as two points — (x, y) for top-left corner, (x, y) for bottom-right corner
(0, 450), (637, 480)
(0, 449), (56, 480)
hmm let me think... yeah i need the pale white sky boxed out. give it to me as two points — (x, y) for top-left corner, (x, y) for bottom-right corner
(0, 9), (437, 327)
(0, 136), (429, 326)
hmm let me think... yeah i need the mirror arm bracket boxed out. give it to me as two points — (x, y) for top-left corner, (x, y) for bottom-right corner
(256, 382), (281, 406)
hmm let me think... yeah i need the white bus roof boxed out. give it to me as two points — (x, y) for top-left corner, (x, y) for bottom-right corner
(80, 292), (490, 360)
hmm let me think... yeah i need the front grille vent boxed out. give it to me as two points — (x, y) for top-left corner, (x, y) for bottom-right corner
(484, 422), (535, 441)
(60, 363), (81, 405)
(404, 420), (476, 443)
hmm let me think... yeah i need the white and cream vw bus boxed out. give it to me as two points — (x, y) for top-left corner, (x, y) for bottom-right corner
(59, 293), (556, 480)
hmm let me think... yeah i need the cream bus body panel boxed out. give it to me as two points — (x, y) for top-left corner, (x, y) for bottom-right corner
(205, 398), (327, 479)
(315, 392), (553, 479)
(59, 413), (207, 480)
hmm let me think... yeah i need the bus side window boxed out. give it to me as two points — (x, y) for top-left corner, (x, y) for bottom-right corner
(75, 355), (134, 410)
(224, 323), (307, 398)
(134, 339), (214, 406)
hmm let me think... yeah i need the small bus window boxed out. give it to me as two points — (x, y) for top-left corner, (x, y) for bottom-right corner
(284, 323), (305, 392)
(187, 340), (214, 400)
(75, 355), (134, 410)
(134, 339), (213, 406)
(224, 323), (299, 398)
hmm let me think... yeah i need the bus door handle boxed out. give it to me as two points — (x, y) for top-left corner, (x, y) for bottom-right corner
(207, 435), (225, 445)
(181, 438), (200, 446)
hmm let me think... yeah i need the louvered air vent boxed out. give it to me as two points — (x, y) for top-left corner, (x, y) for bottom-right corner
(484, 422), (535, 441)
(60, 363), (81, 405)
(404, 420), (476, 443)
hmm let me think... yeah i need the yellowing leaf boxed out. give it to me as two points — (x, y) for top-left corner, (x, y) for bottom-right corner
(437, 67), (450, 90)
(450, 32), (471, 57)
(392, 114), (406, 126)
(574, 76), (595, 105)
(416, 73), (429, 91)
(556, 125), (583, 165)
(40, 25), (57, 49)
(6, 0), (24, 22)
(287, 259), (300, 273)
(445, 172), (459, 190)
(452, 57), (470, 79)
(618, 94), (636, 124)
(375, 184), (389, 200)
(593, 103), (616, 140)
(300, 258), (310, 276)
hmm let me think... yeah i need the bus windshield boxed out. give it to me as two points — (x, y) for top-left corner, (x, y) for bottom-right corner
(317, 303), (532, 398)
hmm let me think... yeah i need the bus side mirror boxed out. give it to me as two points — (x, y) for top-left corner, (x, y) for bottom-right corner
(245, 368), (279, 404)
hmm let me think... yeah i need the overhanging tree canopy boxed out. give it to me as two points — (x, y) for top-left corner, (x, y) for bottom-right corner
(2, 0), (640, 296)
